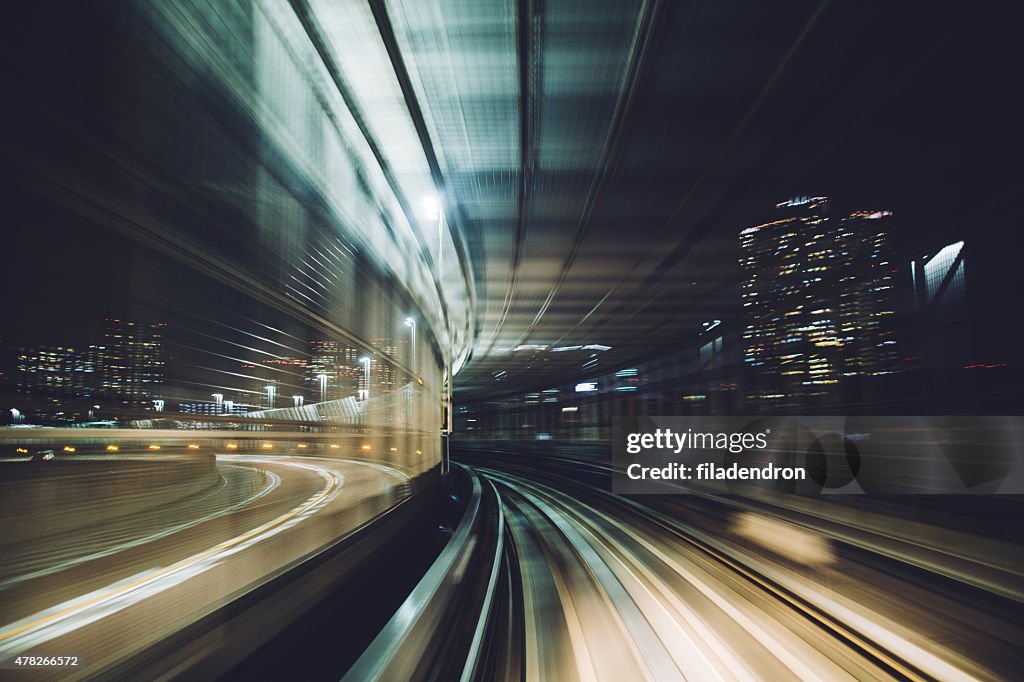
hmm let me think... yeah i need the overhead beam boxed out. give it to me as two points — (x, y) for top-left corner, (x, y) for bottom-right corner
(512, 0), (664, 348)
(479, 0), (541, 360)
(366, 0), (478, 345)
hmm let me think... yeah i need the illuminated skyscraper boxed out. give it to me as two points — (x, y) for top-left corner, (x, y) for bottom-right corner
(306, 340), (362, 400)
(836, 210), (900, 377)
(16, 344), (103, 398)
(101, 319), (166, 406)
(739, 198), (898, 404)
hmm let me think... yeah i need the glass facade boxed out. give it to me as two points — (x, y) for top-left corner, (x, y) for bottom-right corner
(922, 241), (966, 307)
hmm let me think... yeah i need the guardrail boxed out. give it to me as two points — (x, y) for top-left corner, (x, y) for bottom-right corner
(343, 464), (504, 681)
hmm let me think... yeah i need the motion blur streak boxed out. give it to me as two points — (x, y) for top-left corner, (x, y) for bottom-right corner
(0, 450), (411, 677)
(0, 458), (339, 646)
(2, 0), (1023, 679)
(426, 448), (1021, 681)
(0, 465), (283, 590)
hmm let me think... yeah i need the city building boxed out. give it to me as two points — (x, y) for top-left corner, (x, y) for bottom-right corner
(912, 240), (966, 311)
(739, 198), (899, 404)
(371, 340), (400, 394)
(16, 344), (103, 398)
(179, 401), (250, 416)
(910, 240), (970, 369)
(101, 319), (166, 406)
(835, 210), (900, 378)
(304, 339), (404, 403)
(306, 340), (362, 401)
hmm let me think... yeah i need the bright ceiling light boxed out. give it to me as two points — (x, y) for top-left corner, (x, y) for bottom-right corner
(421, 195), (441, 220)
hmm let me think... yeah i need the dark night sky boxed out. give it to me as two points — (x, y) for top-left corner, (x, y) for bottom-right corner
(700, 1), (1022, 251)
(789, 2), (1023, 248)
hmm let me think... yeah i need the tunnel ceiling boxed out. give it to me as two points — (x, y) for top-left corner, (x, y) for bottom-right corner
(307, 0), (1003, 399)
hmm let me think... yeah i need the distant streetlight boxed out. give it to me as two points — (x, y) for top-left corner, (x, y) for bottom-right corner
(317, 373), (328, 403)
(293, 395), (304, 408)
(359, 357), (371, 401)
(265, 385), (276, 409)
(212, 393), (223, 414)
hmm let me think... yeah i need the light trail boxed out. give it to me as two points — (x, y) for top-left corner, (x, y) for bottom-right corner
(0, 457), (340, 653)
(482, 465), (986, 682)
(0, 464), (282, 590)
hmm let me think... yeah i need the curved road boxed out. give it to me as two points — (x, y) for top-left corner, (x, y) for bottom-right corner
(0, 454), (410, 678)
